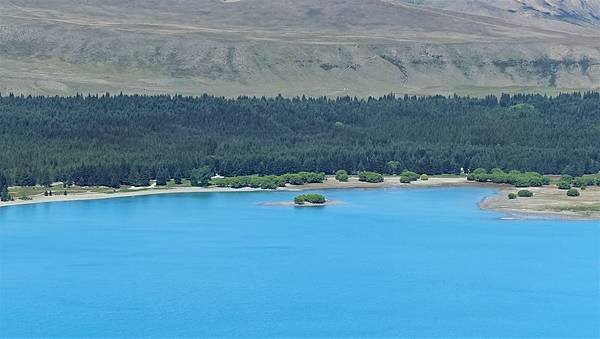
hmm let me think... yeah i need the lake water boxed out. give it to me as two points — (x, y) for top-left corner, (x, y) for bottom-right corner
(0, 187), (598, 337)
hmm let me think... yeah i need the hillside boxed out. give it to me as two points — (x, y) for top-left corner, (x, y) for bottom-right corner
(0, 0), (599, 96)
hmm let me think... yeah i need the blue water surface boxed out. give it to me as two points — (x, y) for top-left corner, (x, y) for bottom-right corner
(0, 187), (598, 337)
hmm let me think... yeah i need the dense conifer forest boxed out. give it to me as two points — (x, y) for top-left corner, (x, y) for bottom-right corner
(0, 92), (599, 187)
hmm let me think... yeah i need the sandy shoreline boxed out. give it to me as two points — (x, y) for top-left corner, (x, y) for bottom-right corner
(0, 176), (473, 208)
(2, 176), (598, 220)
(479, 185), (600, 220)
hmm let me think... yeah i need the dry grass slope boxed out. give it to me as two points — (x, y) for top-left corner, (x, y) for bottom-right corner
(0, 0), (599, 96)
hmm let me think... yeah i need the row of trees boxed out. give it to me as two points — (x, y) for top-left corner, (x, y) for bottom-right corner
(1, 92), (599, 187)
(210, 172), (326, 189)
(467, 168), (551, 187)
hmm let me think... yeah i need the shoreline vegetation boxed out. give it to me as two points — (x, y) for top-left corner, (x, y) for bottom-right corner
(2, 173), (599, 219)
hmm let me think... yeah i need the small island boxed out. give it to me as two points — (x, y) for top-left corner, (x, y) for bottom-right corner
(294, 194), (327, 206)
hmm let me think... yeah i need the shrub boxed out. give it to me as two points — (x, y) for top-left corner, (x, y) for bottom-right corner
(508, 193), (517, 199)
(420, 174), (429, 181)
(358, 171), (384, 183)
(560, 174), (573, 182)
(400, 176), (411, 183)
(517, 190), (533, 197)
(566, 188), (580, 197)
(335, 170), (349, 182)
(467, 168), (487, 181)
(557, 180), (571, 190)
(294, 193), (326, 205)
(400, 170), (419, 182)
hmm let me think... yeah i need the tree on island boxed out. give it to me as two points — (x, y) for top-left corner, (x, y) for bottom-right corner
(294, 194), (326, 205)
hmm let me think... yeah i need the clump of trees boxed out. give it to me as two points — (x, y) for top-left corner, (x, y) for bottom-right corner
(294, 194), (326, 205)
(335, 170), (349, 182)
(557, 173), (600, 190)
(190, 166), (212, 187)
(283, 172), (326, 185)
(358, 171), (384, 183)
(467, 168), (550, 187)
(386, 161), (401, 175)
(400, 170), (419, 183)
(508, 193), (517, 199)
(517, 190), (533, 197)
(567, 188), (580, 197)
(420, 174), (429, 181)
(211, 175), (286, 189)
(210, 171), (325, 189)
(0, 171), (11, 202)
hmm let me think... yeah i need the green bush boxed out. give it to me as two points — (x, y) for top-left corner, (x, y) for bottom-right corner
(566, 188), (580, 197)
(294, 193), (326, 205)
(401, 170), (419, 182)
(560, 174), (573, 182)
(467, 168), (487, 181)
(358, 171), (384, 183)
(508, 193), (517, 199)
(420, 174), (429, 181)
(335, 170), (349, 182)
(517, 190), (533, 197)
(400, 176), (411, 183)
(557, 180), (571, 190)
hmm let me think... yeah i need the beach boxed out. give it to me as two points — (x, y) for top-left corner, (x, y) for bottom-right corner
(480, 185), (600, 220)
(2, 176), (599, 219)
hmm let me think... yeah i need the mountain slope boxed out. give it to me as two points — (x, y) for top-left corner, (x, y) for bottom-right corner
(0, 0), (599, 96)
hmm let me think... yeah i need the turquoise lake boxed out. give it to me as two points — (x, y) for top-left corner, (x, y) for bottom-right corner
(0, 187), (598, 337)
